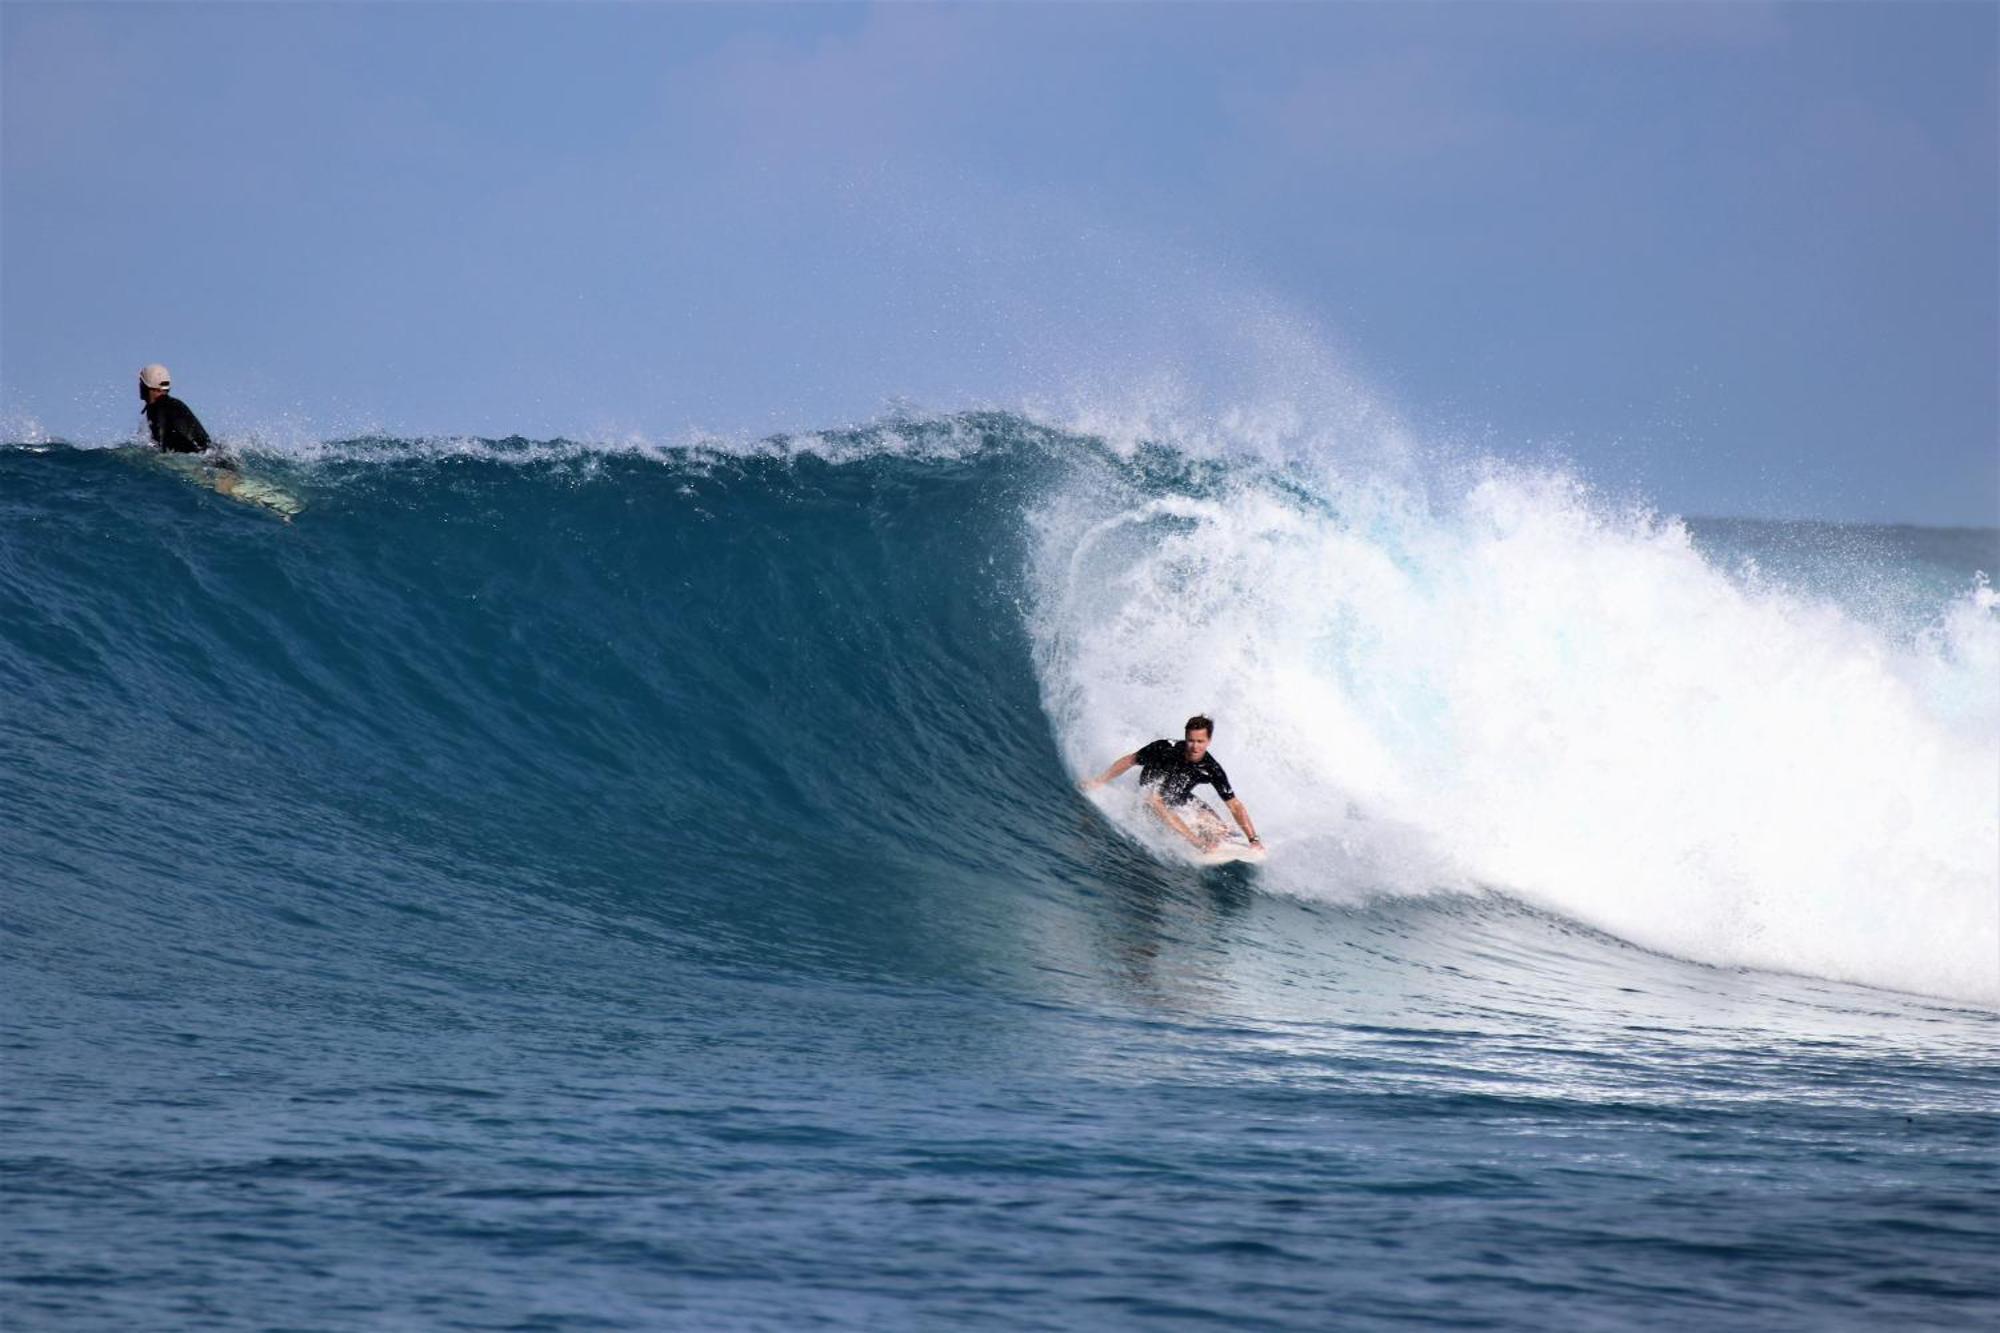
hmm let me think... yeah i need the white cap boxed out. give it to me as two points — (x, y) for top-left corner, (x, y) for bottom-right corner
(139, 363), (171, 390)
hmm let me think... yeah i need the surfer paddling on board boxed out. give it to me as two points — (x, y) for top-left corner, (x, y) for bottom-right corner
(1080, 715), (1264, 855)
(139, 364), (217, 455)
(138, 362), (255, 502)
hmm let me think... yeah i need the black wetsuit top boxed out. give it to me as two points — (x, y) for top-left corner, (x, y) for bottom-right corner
(145, 395), (211, 454)
(1135, 739), (1236, 807)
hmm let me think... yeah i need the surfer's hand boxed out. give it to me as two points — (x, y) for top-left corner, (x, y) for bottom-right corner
(1078, 778), (1102, 792)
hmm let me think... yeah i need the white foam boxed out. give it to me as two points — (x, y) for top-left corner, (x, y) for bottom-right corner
(135, 403), (1013, 470)
(1031, 451), (2000, 1005)
(0, 412), (57, 447)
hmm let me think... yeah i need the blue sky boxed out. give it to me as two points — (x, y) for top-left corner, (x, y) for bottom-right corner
(3, 2), (1993, 524)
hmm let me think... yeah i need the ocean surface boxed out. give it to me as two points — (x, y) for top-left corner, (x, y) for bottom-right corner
(3, 413), (1996, 1330)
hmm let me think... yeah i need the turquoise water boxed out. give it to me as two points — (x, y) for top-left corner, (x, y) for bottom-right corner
(3, 417), (1996, 1329)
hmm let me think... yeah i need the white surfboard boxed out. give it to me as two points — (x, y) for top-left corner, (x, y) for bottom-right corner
(1193, 840), (1266, 867)
(146, 450), (304, 520)
(219, 471), (305, 520)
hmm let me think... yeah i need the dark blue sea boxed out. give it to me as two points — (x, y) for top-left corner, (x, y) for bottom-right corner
(4, 415), (1996, 1330)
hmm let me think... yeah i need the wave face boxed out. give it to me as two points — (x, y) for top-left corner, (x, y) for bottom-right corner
(4, 417), (1997, 1330)
(2, 422), (1088, 991)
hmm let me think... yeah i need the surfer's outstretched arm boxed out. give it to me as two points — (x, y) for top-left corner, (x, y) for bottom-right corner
(1079, 752), (1139, 791)
(1225, 796), (1263, 850)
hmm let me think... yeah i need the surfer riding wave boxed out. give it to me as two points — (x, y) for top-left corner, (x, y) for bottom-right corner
(1080, 714), (1263, 855)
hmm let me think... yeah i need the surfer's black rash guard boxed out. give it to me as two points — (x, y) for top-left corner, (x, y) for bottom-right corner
(144, 395), (212, 455)
(1134, 739), (1236, 807)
